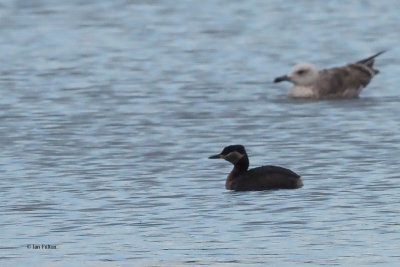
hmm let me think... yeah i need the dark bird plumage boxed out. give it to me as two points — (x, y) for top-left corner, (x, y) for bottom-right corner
(209, 145), (303, 191)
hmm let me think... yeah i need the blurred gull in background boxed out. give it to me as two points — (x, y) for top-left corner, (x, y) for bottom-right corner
(274, 51), (386, 99)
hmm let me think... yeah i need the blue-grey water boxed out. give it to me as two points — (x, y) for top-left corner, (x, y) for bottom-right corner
(1, 1), (400, 266)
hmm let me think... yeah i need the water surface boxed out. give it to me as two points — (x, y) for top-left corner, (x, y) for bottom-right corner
(1, 1), (400, 266)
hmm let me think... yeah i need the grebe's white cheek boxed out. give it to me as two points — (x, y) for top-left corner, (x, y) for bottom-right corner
(224, 151), (244, 164)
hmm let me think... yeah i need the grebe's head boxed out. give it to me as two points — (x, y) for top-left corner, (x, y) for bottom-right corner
(208, 145), (247, 165)
(274, 62), (319, 86)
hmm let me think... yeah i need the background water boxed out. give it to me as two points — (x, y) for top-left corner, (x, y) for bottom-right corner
(1, 0), (400, 266)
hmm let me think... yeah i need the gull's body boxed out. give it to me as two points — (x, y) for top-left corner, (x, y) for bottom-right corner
(274, 51), (386, 99)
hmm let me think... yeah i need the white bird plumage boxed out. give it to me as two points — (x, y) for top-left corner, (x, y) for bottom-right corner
(274, 51), (386, 99)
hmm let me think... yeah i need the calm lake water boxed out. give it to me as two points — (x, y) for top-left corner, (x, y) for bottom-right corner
(1, 1), (400, 266)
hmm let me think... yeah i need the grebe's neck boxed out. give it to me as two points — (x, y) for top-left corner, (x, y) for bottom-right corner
(225, 155), (249, 189)
(234, 154), (249, 172)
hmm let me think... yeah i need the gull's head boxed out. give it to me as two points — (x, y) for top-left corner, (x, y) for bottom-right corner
(274, 63), (319, 86)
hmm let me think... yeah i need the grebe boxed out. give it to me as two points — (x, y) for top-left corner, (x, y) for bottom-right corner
(209, 145), (303, 191)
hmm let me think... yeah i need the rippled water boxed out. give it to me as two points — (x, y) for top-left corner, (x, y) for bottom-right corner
(1, 1), (400, 266)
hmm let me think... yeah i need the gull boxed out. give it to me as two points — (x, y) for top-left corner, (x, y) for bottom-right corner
(274, 51), (386, 99)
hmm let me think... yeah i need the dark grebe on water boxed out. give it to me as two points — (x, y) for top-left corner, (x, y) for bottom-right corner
(209, 145), (303, 191)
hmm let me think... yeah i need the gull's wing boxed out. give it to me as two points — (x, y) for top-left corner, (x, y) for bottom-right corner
(315, 64), (375, 98)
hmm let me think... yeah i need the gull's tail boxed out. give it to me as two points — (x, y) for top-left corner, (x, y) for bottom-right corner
(356, 50), (387, 68)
